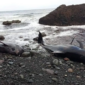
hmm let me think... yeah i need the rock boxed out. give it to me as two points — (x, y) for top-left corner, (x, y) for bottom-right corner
(48, 80), (52, 84)
(33, 32), (46, 41)
(27, 79), (33, 83)
(52, 78), (58, 82)
(39, 73), (43, 76)
(42, 68), (54, 74)
(64, 74), (67, 77)
(29, 74), (35, 78)
(20, 74), (24, 79)
(0, 35), (5, 40)
(52, 59), (59, 65)
(23, 46), (31, 52)
(0, 65), (2, 68)
(0, 60), (4, 64)
(22, 52), (31, 57)
(76, 75), (81, 79)
(19, 36), (23, 38)
(12, 20), (21, 23)
(46, 62), (51, 65)
(30, 50), (39, 57)
(18, 63), (23, 67)
(33, 37), (38, 41)
(54, 71), (58, 75)
(2, 20), (21, 26)
(46, 62), (51, 67)
(80, 67), (84, 70)
(64, 57), (70, 61)
(24, 38), (29, 41)
(59, 60), (63, 64)
(39, 4), (85, 26)
(27, 57), (32, 60)
(8, 62), (14, 65)
(41, 32), (46, 37)
(55, 67), (60, 70)
(67, 68), (73, 73)
(70, 64), (75, 68)
(3, 21), (12, 25)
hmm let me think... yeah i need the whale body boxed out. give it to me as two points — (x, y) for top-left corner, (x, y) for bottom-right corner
(37, 32), (85, 63)
(0, 42), (24, 56)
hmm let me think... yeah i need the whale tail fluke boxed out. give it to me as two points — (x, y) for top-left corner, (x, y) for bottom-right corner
(38, 31), (44, 45)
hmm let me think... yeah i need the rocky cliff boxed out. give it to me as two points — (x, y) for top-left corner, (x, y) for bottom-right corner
(39, 4), (85, 26)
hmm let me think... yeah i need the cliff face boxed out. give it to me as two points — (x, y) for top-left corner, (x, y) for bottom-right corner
(39, 4), (85, 26)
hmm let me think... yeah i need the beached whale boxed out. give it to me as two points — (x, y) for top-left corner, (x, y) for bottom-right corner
(0, 41), (24, 56)
(37, 31), (85, 63)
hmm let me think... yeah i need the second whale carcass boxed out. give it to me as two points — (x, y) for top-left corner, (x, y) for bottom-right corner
(37, 31), (85, 63)
(0, 41), (24, 56)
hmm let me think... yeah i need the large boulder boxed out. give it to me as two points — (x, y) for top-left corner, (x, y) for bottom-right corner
(39, 4), (85, 26)
(3, 21), (12, 25)
(0, 35), (5, 40)
(12, 20), (21, 23)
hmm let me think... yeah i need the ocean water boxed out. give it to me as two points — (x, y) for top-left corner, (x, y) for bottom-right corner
(0, 9), (85, 48)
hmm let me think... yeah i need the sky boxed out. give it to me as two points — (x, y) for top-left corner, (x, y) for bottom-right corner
(0, 0), (85, 11)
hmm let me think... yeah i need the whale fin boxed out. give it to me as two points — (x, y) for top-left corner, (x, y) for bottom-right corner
(76, 40), (84, 49)
(38, 31), (44, 45)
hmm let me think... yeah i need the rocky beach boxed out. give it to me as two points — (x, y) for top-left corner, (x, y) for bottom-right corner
(0, 4), (85, 85)
(0, 27), (85, 85)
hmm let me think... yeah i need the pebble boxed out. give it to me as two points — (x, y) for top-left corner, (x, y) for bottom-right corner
(18, 63), (23, 67)
(0, 65), (2, 68)
(30, 50), (37, 57)
(64, 57), (69, 61)
(0, 60), (4, 64)
(46, 62), (51, 67)
(29, 74), (35, 77)
(8, 62), (14, 65)
(23, 46), (31, 52)
(27, 57), (32, 60)
(55, 67), (60, 70)
(46, 62), (51, 65)
(27, 79), (33, 83)
(70, 64), (75, 68)
(54, 71), (58, 75)
(48, 80), (52, 83)
(52, 59), (59, 65)
(59, 60), (63, 64)
(52, 78), (58, 82)
(20, 74), (24, 79)
(22, 52), (31, 57)
(25, 69), (30, 72)
(76, 76), (81, 79)
(68, 68), (73, 73)
(39, 73), (43, 76)
(80, 67), (84, 70)
(64, 74), (67, 77)
(42, 68), (54, 74)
